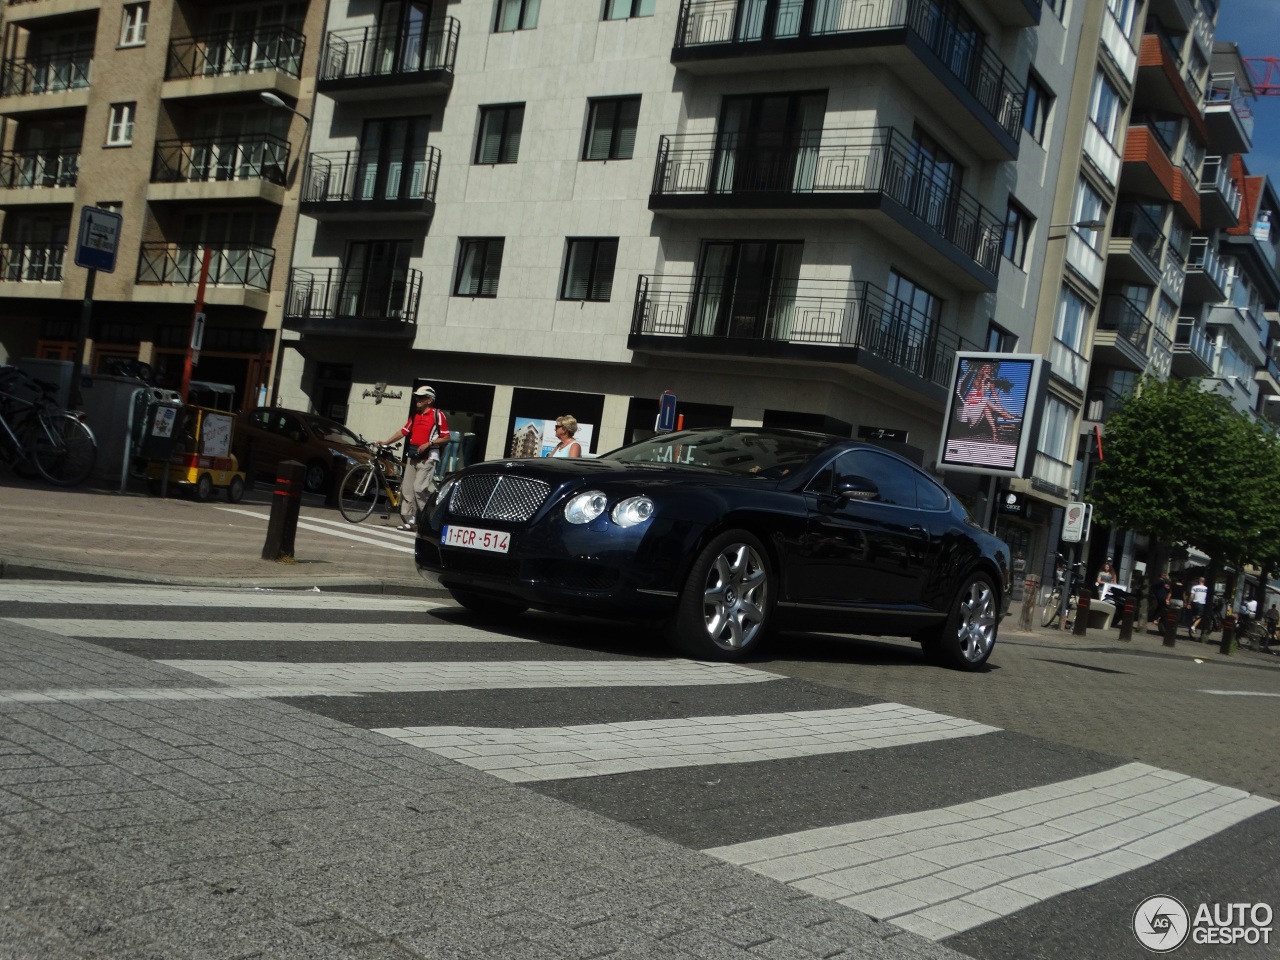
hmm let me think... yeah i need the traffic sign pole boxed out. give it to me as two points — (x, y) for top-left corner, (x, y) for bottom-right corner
(180, 247), (213, 404)
(69, 268), (96, 407)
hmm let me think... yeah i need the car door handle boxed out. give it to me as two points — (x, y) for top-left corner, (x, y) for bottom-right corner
(908, 524), (930, 539)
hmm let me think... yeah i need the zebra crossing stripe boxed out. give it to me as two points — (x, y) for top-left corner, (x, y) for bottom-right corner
(3, 620), (520, 643)
(0, 583), (432, 611)
(156, 659), (782, 693)
(374, 703), (999, 782)
(703, 762), (1279, 942)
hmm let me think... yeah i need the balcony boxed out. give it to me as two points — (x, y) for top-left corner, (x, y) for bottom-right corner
(318, 17), (458, 101)
(300, 146), (440, 220)
(1205, 75), (1254, 155)
(1099, 5), (1136, 80)
(0, 242), (65, 297)
(1049, 336), (1088, 392)
(1121, 126), (1200, 225)
(1136, 33), (1201, 123)
(629, 274), (974, 397)
(1147, 0), (1194, 32)
(1030, 452), (1070, 499)
(164, 28), (304, 101)
(1107, 203), (1165, 286)
(283, 267), (422, 339)
(1084, 384), (1128, 423)
(984, 0), (1041, 27)
(135, 242), (274, 310)
(1093, 295), (1154, 371)
(0, 149), (78, 205)
(1197, 156), (1240, 229)
(1082, 119), (1121, 188)
(671, 0), (1023, 160)
(1206, 304), (1268, 366)
(3, 0), (102, 21)
(148, 135), (289, 204)
(650, 128), (1002, 291)
(1183, 236), (1228, 303)
(0, 51), (91, 113)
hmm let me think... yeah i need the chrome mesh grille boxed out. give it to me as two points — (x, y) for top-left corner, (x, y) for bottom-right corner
(447, 474), (551, 522)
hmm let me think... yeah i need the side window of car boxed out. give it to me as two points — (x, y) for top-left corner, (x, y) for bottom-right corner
(915, 473), (950, 511)
(249, 411), (269, 430)
(830, 450), (918, 508)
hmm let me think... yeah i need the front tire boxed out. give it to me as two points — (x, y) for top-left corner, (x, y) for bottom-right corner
(924, 573), (998, 671)
(226, 475), (245, 503)
(669, 529), (772, 661)
(27, 412), (96, 487)
(304, 459), (330, 494)
(338, 464), (378, 522)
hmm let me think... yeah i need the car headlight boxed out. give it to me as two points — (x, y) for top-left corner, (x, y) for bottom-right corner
(611, 496), (654, 528)
(565, 490), (608, 524)
(433, 476), (458, 506)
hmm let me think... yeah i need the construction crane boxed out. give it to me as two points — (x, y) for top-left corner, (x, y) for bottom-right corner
(1244, 58), (1280, 96)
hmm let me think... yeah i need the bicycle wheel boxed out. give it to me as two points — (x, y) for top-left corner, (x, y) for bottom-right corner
(26, 411), (96, 487)
(338, 464), (379, 522)
(1041, 589), (1062, 627)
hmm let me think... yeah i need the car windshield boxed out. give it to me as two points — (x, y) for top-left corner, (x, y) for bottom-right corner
(604, 428), (831, 475)
(306, 417), (362, 446)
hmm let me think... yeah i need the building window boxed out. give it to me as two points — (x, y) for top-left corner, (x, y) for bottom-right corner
(475, 104), (525, 164)
(986, 323), (1016, 353)
(1023, 75), (1050, 144)
(120, 3), (148, 46)
(604, 0), (655, 18)
(1003, 201), (1033, 268)
(495, 0), (539, 31)
(106, 103), (135, 146)
(1037, 395), (1074, 463)
(1055, 284), (1089, 353)
(561, 238), (618, 301)
(583, 97), (640, 161)
(1089, 70), (1122, 144)
(1072, 177), (1108, 251)
(454, 238), (505, 297)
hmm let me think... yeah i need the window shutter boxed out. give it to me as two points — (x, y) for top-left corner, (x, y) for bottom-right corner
(591, 240), (618, 301)
(480, 240), (504, 296)
(587, 102), (614, 161)
(616, 98), (640, 159)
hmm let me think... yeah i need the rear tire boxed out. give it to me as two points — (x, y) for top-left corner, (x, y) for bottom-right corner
(449, 588), (528, 620)
(338, 463), (378, 522)
(669, 529), (772, 661)
(193, 472), (214, 503)
(226, 475), (245, 504)
(1041, 589), (1062, 627)
(27, 412), (96, 487)
(925, 572), (998, 671)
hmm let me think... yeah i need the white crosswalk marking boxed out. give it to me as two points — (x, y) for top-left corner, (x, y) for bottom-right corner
(219, 507), (416, 553)
(0, 583), (431, 610)
(156, 658), (782, 693)
(374, 703), (1000, 782)
(0, 686), (359, 703)
(2, 620), (524, 643)
(704, 763), (1279, 941)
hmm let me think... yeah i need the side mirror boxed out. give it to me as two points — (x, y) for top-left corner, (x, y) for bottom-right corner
(834, 475), (878, 501)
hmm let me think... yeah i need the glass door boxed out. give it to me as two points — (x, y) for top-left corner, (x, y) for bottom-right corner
(712, 92), (826, 195)
(340, 241), (411, 318)
(692, 241), (802, 340)
(356, 116), (429, 201)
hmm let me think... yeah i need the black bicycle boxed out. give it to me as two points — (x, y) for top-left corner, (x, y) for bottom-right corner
(0, 366), (97, 487)
(337, 441), (403, 523)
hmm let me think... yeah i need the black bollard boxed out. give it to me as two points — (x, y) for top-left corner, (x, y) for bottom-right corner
(1117, 594), (1135, 642)
(1219, 614), (1237, 656)
(1162, 607), (1179, 648)
(262, 460), (304, 561)
(1072, 588), (1089, 636)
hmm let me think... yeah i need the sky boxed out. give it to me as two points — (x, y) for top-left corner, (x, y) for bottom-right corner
(1215, 0), (1280, 183)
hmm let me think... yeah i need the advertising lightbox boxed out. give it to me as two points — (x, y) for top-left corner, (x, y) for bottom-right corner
(938, 352), (1047, 477)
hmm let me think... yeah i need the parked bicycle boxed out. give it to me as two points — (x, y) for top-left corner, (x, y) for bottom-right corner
(337, 441), (403, 523)
(0, 365), (97, 487)
(1041, 556), (1086, 628)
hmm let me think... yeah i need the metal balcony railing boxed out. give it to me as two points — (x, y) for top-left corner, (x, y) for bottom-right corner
(1174, 318), (1214, 366)
(136, 243), (274, 290)
(1112, 203), (1165, 263)
(0, 149), (78, 188)
(285, 267), (423, 323)
(1207, 75), (1255, 140)
(674, 0), (1024, 140)
(302, 146), (440, 204)
(0, 242), (64, 281)
(151, 135), (290, 186)
(1085, 385), (1127, 421)
(1187, 236), (1228, 291)
(653, 127), (1003, 274)
(1098, 295), (1154, 354)
(0, 51), (91, 96)
(1200, 155), (1241, 215)
(166, 27), (305, 81)
(320, 17), (458, 83)
(631, 274), (974, 387)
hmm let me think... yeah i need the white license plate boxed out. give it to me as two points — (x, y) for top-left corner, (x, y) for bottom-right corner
(441, 525), (510, 553)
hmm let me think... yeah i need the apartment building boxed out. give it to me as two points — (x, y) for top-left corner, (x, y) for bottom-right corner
(0, 0), (325, 409)
(276, 0), (1089, 512)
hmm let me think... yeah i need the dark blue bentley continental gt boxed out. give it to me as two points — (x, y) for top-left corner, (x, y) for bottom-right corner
(415, 427), (1010, 670)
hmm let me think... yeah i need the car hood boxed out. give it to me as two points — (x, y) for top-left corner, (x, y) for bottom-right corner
(452, 456), (775, 492)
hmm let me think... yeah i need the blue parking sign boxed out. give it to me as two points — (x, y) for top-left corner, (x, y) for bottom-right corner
(74, 207), (122, 273)
(657, 391), (677, 432)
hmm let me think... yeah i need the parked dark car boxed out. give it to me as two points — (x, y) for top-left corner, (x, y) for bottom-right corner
(235, 406), (395, 493)
(415, 427), (1010, 669)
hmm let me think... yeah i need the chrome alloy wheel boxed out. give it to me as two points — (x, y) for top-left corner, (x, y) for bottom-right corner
(956, 577), (998, 663)
(700, 542), (768, 651)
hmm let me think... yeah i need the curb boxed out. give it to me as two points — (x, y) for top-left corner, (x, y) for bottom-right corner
(0, 554), (450, 599)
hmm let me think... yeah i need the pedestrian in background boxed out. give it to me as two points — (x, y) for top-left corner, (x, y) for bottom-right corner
(383, 385), (450, 531)
(545, 415), (582, 458)
(1150, 570), (1172, 624)
(1188, 576), (1209, 638)
(1265, 603), (1278, 646)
